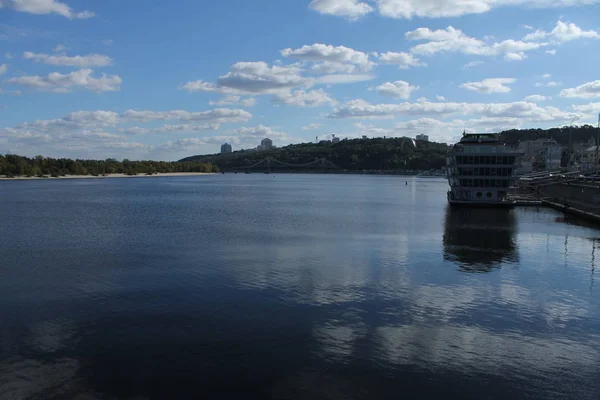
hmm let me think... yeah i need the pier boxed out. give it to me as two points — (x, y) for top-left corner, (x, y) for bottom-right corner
(515, 171), (600, 224)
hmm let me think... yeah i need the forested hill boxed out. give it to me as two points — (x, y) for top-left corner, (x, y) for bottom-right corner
(0, 154), (218, 177)
(499, 124), (600, 146)
(181, 125), (600, 172)
(180, 137), (450, 171)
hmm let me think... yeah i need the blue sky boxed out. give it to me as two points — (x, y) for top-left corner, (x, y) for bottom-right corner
(1, 0), (600, 161)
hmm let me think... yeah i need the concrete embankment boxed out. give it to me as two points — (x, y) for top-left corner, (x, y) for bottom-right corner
(536, 182), (600, 224)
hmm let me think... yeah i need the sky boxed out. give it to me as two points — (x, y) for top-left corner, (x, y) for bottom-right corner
(1, 0), (600, 161)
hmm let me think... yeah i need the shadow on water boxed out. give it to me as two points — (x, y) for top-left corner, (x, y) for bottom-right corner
(443, 206), (518, 273)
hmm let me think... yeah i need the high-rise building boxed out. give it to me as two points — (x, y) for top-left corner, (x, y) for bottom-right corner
(221, 143), (232, 154)
(416, 134), (429, 142)
(261, 138), (273, 150)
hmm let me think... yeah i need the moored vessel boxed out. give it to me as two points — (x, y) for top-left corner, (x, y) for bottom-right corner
(446, 132), (522, 206)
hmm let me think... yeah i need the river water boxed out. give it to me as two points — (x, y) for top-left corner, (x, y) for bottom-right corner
(1, 174), (599, 399)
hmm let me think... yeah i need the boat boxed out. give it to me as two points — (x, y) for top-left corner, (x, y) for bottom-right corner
(446, 132), (522, 206)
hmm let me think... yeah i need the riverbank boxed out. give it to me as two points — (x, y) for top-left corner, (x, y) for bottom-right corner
(0, 172), (216, 181)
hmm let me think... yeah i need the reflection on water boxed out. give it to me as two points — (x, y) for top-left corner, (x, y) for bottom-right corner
(1, 175), (600, 400)
(443, 206), (518, 272)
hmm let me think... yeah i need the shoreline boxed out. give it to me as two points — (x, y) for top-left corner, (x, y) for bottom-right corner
(0, 172), (216, 181)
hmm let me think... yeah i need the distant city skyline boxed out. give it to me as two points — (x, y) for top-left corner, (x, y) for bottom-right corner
(1, 1), (600, 161)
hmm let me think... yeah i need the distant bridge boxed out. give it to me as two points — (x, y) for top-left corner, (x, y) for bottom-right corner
(224, 157), (340, 173)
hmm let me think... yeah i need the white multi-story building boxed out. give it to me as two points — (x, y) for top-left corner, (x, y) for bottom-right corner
(220, 143), (232, 154)
(260, 138), (273, 150)
(582, 146), (600, 170)
(539, 145), (563, 170)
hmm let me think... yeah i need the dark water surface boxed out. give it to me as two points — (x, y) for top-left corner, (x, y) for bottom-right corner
(1, 175), (599, 400)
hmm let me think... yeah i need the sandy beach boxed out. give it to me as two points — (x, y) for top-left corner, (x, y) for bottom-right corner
(0, 172), (216, 181)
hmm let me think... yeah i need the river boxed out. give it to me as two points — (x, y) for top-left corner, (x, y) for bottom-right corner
(1, 174), (599, 399)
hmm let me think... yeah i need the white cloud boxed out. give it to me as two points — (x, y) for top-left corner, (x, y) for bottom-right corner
(0, 107), (254, 160)
(504, 52), (527, 61)
(535, 81), (560, 87)
(1, 0), (94, 19)
(117, 124), (218, 135)
(182, 62), (311, 95)
(23, 51), (113, 67)
(309, 0), (373, 20)
(53, 44), (67, 52)
(460, 78), (516, 94)
(377, 0), (491, 19)
(0, 63), (7, 75)
(375, 80), (419, 99)
(377, 51), (426, 69)
(4, 111), (120, 143)
(5, 53), (14, 60)
(122, 108), (252, 124)
(208, 96), (240, 106)
(275, 89), (336, 107)
(302, 123), (321, 130)
(406, 26), (547, 58)
(208, 95), (256, 107)
(311, 0), (600, 20)
(117, 127), (151, 135)
(101, 39), (113, 46)
(234, 125), (287, 138)
(209, 95), (240, 106)
(436, 95), (446, 101)
(524, 94), (551, 102)
(315, 74), (374, 84)
(463, 60), (484, 69)
(327, 99), (577, 123)
(542, 73), (552, 79)
(311, 61), (356, 74)
(546, 49), (557, 55)
(572, 102), (600, 118)
(241, 98), (256, 107)
(560, 80), (600, 99)
(6, 69), (121, 92)
(281, 43), (374, 71)
(523, 21), (600, 43)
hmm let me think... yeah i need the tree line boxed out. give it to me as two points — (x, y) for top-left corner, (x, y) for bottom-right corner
(0, 154), (219, 177)
(180, 137), (450, 171)
(181, 126), (600, 172)
(500, 125), (600, 147)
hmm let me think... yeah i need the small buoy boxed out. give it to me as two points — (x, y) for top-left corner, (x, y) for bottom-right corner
(405, 181), (408, 185)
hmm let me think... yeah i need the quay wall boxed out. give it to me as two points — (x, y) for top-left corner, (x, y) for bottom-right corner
(538, 183), (600, 204)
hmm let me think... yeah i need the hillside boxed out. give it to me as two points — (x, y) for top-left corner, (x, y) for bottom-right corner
(180, 137), (450, 171)
(499, 124), (599, 147)
(181, 125), (600, 172)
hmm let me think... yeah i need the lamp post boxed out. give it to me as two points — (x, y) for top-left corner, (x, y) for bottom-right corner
(596, 113), (600, 175)
(568, 115), (581, 170)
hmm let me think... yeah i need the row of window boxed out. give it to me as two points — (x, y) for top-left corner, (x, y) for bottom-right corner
(453, 190), (507, 200)
(456, 167), (514, 177)
(453, 155), (516, 165)
(457, 179), (510, 188)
